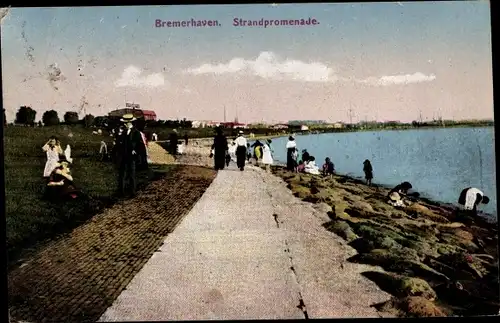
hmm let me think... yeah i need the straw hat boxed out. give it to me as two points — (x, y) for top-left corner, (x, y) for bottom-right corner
(389, 192), (401, 201)
(120, 113), (137, 122)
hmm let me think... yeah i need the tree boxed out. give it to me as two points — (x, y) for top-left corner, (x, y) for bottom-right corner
(64, 111), (79, 125)
(42, 110), (60, 126)
(15, 106), (37, 126)
(83, 114), (95, 127)
(94, 116), (109, 128)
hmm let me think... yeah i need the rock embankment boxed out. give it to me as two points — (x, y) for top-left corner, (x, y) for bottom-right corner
(272, 167), (499, 318)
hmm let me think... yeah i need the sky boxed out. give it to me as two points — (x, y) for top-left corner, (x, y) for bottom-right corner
(0, 1), (494, 124)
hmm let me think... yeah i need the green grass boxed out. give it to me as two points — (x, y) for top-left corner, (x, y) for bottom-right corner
(4, 125), (155, 264)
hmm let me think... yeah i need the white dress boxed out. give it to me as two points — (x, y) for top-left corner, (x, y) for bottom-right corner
(304, 161), (320, 175)
(229, 144), (237, 162)
(262, 144), (273, 165)
(43, 145), (60, 177)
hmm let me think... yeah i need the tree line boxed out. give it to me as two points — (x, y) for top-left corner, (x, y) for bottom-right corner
(11, 106), (96, 127)
(8, 106), (196, 129)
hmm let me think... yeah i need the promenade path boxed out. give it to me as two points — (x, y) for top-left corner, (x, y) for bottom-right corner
(99, 163), (393, 320)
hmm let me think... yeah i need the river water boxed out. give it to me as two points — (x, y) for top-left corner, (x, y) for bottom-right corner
(254, 127), (497, 219)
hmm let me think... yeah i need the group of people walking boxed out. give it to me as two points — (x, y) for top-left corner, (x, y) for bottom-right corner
(211, 128), (274, 172)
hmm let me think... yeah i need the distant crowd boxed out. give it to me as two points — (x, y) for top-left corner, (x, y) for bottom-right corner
(209, 128), (491, 219)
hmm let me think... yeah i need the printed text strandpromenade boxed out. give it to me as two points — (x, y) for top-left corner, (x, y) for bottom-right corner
(154, 17), (319, 28)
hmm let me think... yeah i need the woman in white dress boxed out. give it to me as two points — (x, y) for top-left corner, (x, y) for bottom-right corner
(42, 136), (63, 179)
(304, 156), (320, 175)
(262, 139), (274, 172)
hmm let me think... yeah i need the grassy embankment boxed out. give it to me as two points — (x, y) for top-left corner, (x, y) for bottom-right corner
(4, 125), (159, 266)
(271, 166), (499, 317)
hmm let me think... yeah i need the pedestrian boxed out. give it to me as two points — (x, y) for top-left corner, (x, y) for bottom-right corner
(458, 187), (490, 216)
(168, 129), (179, 156)
(286, 135), (297, 171)
(211, 127), (228, 171)
(262, 139), (274, 172)
(363, 159), (373, 186)
(99, 140), (109, 161)
(234, 130), (248, 171)
(252, 140), (263, 164)
(115, 113), (144, 197)
(184, 134), (189, 145)
(246, 143), (252, 162)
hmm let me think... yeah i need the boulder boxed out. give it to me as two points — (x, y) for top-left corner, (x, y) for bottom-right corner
(289, 184), (311, 199)
(313, 202), (333, 214)
(407, 204), (450, 223)
(325, 220), (359, 242)
(361, 271), (436, 300)
(399, 277), (437, 300)
(399, 296), (446, 317)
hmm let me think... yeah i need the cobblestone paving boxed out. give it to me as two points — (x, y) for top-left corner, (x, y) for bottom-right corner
(8, 165), (217, 323)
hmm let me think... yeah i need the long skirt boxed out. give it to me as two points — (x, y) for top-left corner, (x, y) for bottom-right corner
(236, 146), (247, 169)
(214, 149), (226, 170)
(286, 148), (296, 171)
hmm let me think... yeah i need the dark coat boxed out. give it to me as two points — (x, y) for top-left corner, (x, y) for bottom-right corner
(115, 127), (144, 165)
(212, 134), (228, 170)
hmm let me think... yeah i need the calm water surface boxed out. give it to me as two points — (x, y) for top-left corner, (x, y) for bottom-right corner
(256, 127), (497, 218)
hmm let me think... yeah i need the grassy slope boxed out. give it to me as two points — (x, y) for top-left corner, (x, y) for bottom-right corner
(4, 125), (148, 263)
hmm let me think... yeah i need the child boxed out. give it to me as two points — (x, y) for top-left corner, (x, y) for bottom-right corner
(246, 143), (252, 162)
(322, 157), (335, 177)
(363, 159), (373, 186)
(225, 150), (231, 167)
(297, 160), (305, 173)
(42, 136), (63, 179)
(46, 155), (81, 201)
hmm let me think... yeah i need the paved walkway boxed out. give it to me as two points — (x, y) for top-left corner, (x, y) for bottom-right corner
(100, 164), (393, 320)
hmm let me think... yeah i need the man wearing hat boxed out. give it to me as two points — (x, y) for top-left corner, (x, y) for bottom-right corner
(234, 130), (248, 171)
(115, 113), (144, 196)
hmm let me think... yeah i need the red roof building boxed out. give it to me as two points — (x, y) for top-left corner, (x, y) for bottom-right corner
(108, 108), (157, 121)
(142, 110), (157, 121)
(220, 122), (248, 129)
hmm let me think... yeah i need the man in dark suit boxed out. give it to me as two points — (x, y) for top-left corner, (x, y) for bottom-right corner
(115, 113), (145, 196)
(168, 129), (179, 156)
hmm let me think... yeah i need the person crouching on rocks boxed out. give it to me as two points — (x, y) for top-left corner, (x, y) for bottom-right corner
(458, 187), (490, 217)
(322, 157), (335, 177)
(387, 181), (413, 207)
(363, 159), (373, 186)
(45, 155), (82, 201)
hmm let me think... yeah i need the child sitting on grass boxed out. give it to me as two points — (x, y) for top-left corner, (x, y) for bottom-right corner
(45, 155), (82, 201)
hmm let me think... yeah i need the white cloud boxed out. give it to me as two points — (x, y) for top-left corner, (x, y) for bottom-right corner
(184, 51), (336, 83)
(359, 72), (436, 86)
(115, 65), (165, 88)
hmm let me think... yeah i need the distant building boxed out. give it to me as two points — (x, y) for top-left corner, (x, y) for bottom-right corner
(108, 104), (157, 121)
(220, 122), (248, 129)
(271, 124), (289, 130)
(300, 125), (309, 131)
(141, 110), (157, 121)
(333, 122), (344, 129)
